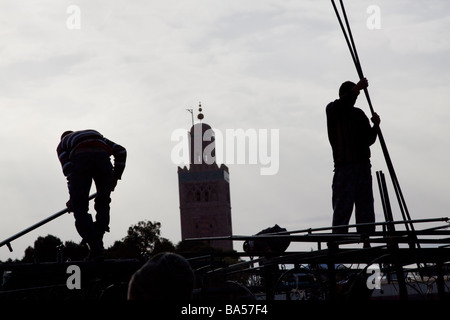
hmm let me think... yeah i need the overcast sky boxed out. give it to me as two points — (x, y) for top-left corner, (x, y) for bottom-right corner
(0, 0), (449, 261)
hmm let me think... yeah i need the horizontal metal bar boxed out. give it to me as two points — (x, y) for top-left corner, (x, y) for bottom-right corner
(284, 217), (449, 235)
(186, 229), (450, 244)
(0, 194), (96, 252)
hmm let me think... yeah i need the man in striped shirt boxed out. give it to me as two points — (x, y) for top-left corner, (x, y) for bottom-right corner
(57, 129), (127, 261)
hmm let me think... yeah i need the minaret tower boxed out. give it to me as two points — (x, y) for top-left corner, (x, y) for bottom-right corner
(177, 104), (233, 251)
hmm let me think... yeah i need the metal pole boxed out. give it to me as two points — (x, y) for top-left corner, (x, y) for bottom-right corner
(274, 217), (448, 236)
(0, 193), (97, 252)
(377, 171), (395, 231)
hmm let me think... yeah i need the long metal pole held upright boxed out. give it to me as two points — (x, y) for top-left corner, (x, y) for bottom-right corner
(331, 0), (417, 241)
(0, 193), (97, 252)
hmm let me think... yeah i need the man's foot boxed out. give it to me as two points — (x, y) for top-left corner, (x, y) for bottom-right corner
(85, 241), (105, 262)
(327, 242), (339, 251)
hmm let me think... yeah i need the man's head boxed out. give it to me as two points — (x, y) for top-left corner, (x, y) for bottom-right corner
(339, 81), (356, 98)
(127, 252), (195, 300)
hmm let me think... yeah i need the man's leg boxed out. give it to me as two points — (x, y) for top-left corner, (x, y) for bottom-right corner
(354, 163), (376, 236)
(92, 153), (114, 246)
(332, 165), (356, 234)
(69, 155), (96, 244)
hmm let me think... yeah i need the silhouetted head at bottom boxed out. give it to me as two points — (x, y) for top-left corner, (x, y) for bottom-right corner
(127, 252), (195, 300)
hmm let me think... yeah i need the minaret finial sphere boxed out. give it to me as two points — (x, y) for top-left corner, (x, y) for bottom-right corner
(197, 101), (204, 121)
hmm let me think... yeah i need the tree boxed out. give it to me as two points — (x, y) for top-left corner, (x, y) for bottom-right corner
(17, 221), (176, 262)
(125, 220), (163, 255)
(62, 240), (88, 261)
(105, 220), (175, 259)
(22, 234), (63, 263)
(20, 236), (87, 263)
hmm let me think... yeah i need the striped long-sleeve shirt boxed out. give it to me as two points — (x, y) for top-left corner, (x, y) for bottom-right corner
(57, 129), (127, 180)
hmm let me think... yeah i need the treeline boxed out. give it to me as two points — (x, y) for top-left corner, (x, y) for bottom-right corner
(1, 220), (227, 263)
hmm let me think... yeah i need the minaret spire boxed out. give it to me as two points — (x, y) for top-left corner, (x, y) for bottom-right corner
(186, 108), (194, 127)
(197, 101), (204, 122)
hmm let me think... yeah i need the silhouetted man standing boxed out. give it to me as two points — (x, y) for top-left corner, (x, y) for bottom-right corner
(57, 129), (126, 260)
(326, 78), (380, 246)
